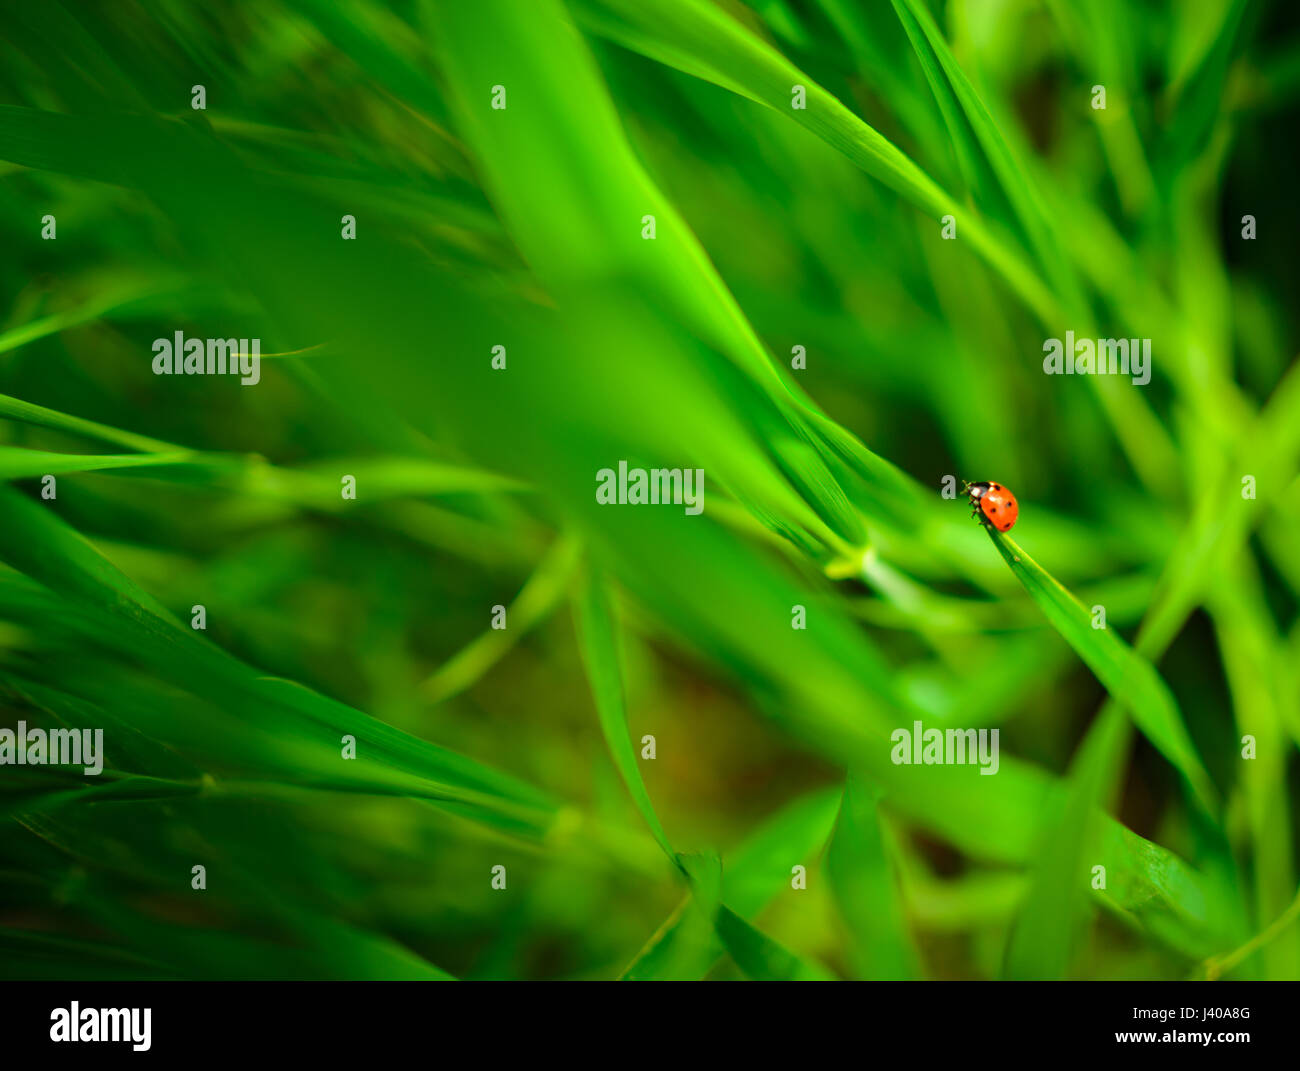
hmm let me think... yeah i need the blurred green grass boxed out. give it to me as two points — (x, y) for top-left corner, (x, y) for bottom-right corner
(0, 0), (1297, 980)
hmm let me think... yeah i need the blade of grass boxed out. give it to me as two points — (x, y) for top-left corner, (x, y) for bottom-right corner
(982, 525), (1216, 815)
(423, 530), (582, 704)
(826, 772), (920, 979)
(1002, 703), (1131, 978)
(573, 0), (1060, 323)
(576, 566), (832, 978)
(0, 446), (196, 479)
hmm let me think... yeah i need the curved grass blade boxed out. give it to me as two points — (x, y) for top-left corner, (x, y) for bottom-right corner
(574, 568), (675, 858)
(983, 525), (1216, 816)
(573, 0), (1059, 323)
(425, 0), (868, 557)
(423, 531), (582, 704)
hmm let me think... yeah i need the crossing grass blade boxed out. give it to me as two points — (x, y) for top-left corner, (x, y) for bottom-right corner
(889, 0), (1085, 313)
(622, 786), (842, 979)
(573, 0), (1060, 323)
(576, 567), (833, 978)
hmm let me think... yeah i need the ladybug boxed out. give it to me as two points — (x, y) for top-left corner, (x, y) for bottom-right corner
(964, 480), (1018, 532)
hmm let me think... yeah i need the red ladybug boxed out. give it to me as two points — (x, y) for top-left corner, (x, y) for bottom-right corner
(964, 480), (1018, 532)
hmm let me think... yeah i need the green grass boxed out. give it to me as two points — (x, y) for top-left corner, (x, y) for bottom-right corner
(0, 0), (1297, 980)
